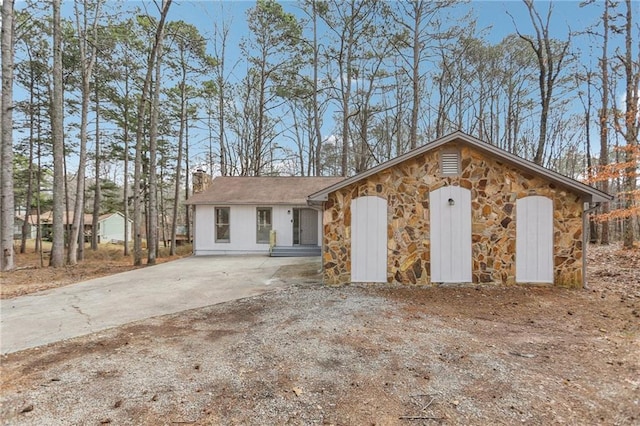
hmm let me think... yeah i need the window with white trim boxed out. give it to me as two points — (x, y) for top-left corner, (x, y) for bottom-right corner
(256, 207), (272, 244)
(215, 207), (230, 243)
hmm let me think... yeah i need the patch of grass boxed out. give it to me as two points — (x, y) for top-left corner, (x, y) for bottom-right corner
(158, 243), (193, 258)
(83, 244), (127, 262)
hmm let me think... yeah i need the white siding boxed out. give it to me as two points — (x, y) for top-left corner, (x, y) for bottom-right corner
(351, 196), (387, 283)
(430, 186), (472, 283)
(516, 196), (554, 283)
(100, 213), (131, 242)
(273, 206), (293, 247)
(194, 205), (215, 254)
(193, 204), (313, 255)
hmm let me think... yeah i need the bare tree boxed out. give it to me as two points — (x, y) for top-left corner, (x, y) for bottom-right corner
(91, 73), (101, 250)
(391, 0), (460, 150)
(100, 19), (140, 256)
(512, 0), (571, 165)
(146, 5), (168, 265)
(577, 69), (598, 243)
(301, 0), (326, 175)
(132, 0), (172, 266)
(212, 18), (231, 176)
(243, 0), (304, 176)
(14, 11), (43, 255)
(1, 0), (15, 271)
(49, 0), (65, 267)
(164, 20), (212, 254)
(321, 0), (382, 176)
(599, 0), (612, 245)
(617, 0), (639, 249)
(68, 0), (104, 265)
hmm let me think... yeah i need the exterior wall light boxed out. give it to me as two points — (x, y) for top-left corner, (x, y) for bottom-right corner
(448, 198), (455, 206)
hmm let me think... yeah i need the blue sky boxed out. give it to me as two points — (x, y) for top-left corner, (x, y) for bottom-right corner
(13, 0), (632, 175)
(166, 1), (605, 50)
(153, 0), (610, 82)
(163, 0), (611, 168)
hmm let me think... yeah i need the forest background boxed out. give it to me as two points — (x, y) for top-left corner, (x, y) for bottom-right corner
(0, 0), (638, 271)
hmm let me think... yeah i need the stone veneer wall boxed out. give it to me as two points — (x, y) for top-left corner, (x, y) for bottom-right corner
(322, 143), (584, 287)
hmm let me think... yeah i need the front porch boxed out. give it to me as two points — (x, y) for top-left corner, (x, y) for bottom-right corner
(270, 245), (321, 257)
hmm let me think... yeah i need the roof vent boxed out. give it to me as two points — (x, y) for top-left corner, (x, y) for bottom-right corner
(441, 150), (460, 175)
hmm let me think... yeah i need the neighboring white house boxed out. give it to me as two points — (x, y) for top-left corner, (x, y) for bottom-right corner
(186, 176), (344, 255)
(97, 212), (132, 243)
(13, 216), (35, 240)
(14, 211), (132, 243)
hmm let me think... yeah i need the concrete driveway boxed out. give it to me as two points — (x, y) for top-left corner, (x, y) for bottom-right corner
(0, 256), (318, 355)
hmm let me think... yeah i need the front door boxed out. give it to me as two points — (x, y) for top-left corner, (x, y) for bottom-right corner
(516, 196), (553, 283)
(429, 186), (472, 283)
(351, 196), (387, 283)
(293, 208), (318, 245)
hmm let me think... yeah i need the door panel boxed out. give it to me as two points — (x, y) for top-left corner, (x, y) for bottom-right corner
(300, 209), (318, 245)
(516, 196), (553, 283)
(429, 186), (472, 283)
(351, 196), (387, 283)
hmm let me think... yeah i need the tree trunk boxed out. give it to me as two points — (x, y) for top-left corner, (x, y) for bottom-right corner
(132, 0), (172, 266)
(312, 0), (323, 176)
(622, 0), (638, 249)
(583, 73), (598, 244)
(159, 165), (167, 248)
(123, 72), (130, 256)
(214, 23), (228, 176)
(599, 0), (610, 245)
(254, 59), (267, 176)
(147, 17), (167, 266)
(184, 120), (190, 243)
(1, 0), (15, 271)
(170, 81), (186, 256)
(20, 46), (36, 254)
(517, 0), (570, 166)
(49, 0), (66, 267)
(409, 3), (421, 150)
(69, 0), (102, 265)
(340, 40), (352, 177)
(92, 75), (101, 250)
(78, 212), (84, 261)
(35, 115), (43, 256)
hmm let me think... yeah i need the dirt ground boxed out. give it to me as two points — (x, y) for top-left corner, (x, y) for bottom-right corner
(1, 244), (639, 425)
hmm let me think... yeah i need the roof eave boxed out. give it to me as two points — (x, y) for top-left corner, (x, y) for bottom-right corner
(463, 136), (613, 203)
(308, 131), (613, 203)
(308, 132), (463, 201)
(307, 198), (325, 208)
(590, 193), (614, 203)
(187, 201), (312, 206)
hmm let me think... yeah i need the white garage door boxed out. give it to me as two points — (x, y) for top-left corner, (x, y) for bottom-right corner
(516, 196), (553, 283)
(351, 196), (387, 282)
(430, 186), (472, 283)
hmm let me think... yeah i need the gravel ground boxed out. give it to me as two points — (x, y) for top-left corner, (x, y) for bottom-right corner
(1, 247), (639, 425)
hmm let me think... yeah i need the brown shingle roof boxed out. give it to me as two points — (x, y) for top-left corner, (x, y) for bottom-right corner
(31, 211), (94, 225)
(185, 176), (345, 205)
(25, 211), (131, 225)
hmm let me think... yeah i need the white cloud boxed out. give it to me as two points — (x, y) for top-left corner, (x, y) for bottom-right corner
(324, 134), (338, 146)
(618, 91), (640, 120)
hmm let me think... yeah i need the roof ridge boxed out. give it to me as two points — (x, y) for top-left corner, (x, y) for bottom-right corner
(307, 131), (612, 203)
